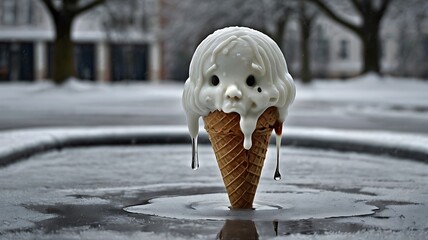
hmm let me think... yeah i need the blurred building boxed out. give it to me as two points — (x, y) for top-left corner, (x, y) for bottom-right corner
(1, 1), (427, 82)
(284, 12), (428, 79)
(284, 17), (363, 79)
(0, 0), (162, 82)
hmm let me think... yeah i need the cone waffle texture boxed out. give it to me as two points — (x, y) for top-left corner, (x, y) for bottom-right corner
(204, 107), (278, 209)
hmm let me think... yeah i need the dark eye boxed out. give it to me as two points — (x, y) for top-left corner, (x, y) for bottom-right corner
(211, 75), (219, 86)
(246, 75), (256, 87)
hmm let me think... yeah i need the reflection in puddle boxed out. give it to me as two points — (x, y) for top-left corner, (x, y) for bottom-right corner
(217, 220), (259, 240)
(273, 220), (278, 236)
(216, 218), (365, 239)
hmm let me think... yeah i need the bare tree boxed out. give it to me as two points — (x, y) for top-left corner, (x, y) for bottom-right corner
(263, 1), (297, 51)
(307, 0), (392, 75)
(298, 0), (318, 83)
(41, 0), (105, 84)
(101, 0), (149, 42)
(389, 0), (428, 78)
(162, 0), (297, 80)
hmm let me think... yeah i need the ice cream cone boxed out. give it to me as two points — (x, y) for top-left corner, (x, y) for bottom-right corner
(204, 107), (278, 209)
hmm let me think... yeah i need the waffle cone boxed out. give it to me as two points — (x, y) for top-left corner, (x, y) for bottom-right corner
(204, 107), (278, 209)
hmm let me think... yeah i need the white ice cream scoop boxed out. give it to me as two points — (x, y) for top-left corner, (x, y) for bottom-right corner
(183, 26), (296, 150)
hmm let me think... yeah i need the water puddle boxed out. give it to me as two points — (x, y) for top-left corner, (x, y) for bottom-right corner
(124, 187), (378, 221)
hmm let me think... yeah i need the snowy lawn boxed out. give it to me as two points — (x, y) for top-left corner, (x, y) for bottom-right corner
(0, 74), (427, 134)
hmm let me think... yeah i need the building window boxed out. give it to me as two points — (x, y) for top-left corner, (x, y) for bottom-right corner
(1, 0), (33, 25)
(2, 0), (17, 25)
(111, 44), (148, 81)
(339, 39), (349, 60)
(19, 0), (33, 25)
(314, 26), (329, 62)
(0, 43), (9, 81)
(315, 39), (329, 62)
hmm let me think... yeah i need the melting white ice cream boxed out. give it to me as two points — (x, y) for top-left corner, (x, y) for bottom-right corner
(183, 26), (295, 151)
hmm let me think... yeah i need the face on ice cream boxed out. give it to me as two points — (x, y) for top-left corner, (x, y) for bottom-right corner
(183, 26), (295, 149)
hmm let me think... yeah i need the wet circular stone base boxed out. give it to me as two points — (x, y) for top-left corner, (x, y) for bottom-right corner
(124, 190), (377, 221)
(0, 145), (427, 239)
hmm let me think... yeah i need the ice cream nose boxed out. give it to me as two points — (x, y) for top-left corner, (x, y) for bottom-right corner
(225, 85), (242, 100)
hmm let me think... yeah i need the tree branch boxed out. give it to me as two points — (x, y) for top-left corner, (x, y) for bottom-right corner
(308, 12), (318, 24)
(350, 0), (364, 15)
(306, 0), (361, 34)
(72, 0), (105, 17)
(41, 0), (59, 19)
(377, 0), (392, 19)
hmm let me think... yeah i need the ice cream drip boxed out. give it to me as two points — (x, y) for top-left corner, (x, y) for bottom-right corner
(274, 134), (282, 180)
(191, 137), (199, 170)
(274, 121), (283, 180)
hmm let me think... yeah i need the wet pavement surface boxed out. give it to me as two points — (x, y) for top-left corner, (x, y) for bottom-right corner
(1, 145), (427, 239)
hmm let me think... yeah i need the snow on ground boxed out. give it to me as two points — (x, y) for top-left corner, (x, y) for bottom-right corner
(0, 75), (427, 129)
(295, 74), (428, 122)
(0, 78), (183, 116)
(2, 73), (428, 108)
(0, 74), (427, 133)
(297, 73), (428, 106)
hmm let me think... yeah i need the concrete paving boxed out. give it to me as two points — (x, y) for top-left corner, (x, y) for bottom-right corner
(0, 128), (427, 239)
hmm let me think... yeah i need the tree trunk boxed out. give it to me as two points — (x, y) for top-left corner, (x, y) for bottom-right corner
(361, 20), (381, 74)
(300, 1), (313, 84)
(300, 20), (312, 84)
(306, 0), (392, 76)
(53, 17), (75, 85)
(273, 14), (289, 50)
(41, 0), (105, 84)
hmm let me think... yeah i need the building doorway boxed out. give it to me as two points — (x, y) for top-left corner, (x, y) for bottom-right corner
(110, 44), (148, 81)
(0, 42), (34, 81)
